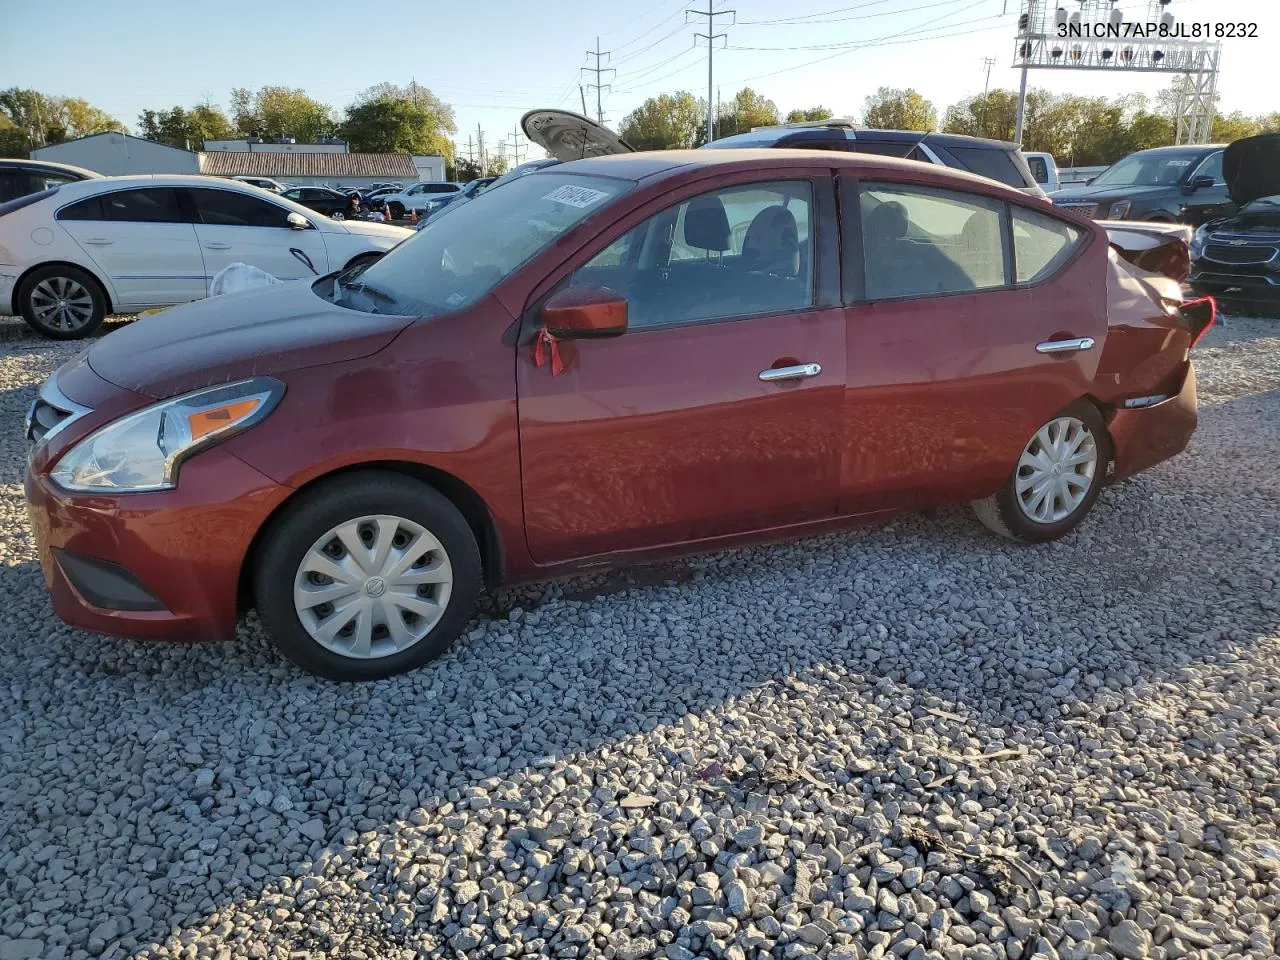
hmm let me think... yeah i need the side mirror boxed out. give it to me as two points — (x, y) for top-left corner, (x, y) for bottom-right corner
(1184, 175), (1215, 194)
(1085, 177), (1096, 185)
(286, 212), (310, 230)
(540, 286), (628, 339)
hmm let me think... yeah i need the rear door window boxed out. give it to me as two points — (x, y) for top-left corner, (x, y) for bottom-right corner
(855, 139), (914, 158)
(859, 183), (1008, 299)
(1012, 206), (1084, 284)
(100, 188), (186, 222)
(945, 146), (1033, 189)
(190, 188), (292, 228)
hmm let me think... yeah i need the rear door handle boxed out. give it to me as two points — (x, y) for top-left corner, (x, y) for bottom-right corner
(759, 362), (822, 382)
(204, 242), (233, 250)
(81, 238), (113, 245)
(1036, 337), (1095, 354)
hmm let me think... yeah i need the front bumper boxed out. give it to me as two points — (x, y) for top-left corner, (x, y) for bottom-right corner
(1189, 267), (1280, 302)
(1107, 362), (1198, 482)
(26, 448), (289, 643)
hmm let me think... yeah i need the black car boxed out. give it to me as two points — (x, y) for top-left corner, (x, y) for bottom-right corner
(1051, 145), (1232, 225)
(1189, 133), (1280, 311)
(279, 185), (356, 218)
(702, 123), (1047, 198)
(0, 158), (100, 203)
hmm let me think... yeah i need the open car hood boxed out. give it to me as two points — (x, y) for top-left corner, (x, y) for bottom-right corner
(1223, 133), (1280, 207)
(521, 109), (635, 163)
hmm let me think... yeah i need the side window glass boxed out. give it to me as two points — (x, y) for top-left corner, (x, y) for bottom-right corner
(101, 188), (184, 223)
(1026, 156), (1049, 184)
(1193, 151), (1223, 184)
(191, 189), (292, 228)
(564, 180), (815, 330)
(57, 196), (105, 221)
(855, 140), (912, 158)
(1012, 206), (1083, 284)
(859, 183), (1007, 300)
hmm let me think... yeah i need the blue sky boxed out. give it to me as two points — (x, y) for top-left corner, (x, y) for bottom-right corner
(3, 0), (1273, 161)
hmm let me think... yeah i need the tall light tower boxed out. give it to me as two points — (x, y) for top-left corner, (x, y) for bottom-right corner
(1011, 0), (1221, 145)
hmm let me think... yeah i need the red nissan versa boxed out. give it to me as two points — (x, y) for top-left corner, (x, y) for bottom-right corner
(24, 150), (1214, 680)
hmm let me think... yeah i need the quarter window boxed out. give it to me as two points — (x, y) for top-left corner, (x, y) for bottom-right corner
(57, 196), (105, 221)
(99, 188), (185, 223)
(190, 188), (292, 228)
(563, 181), (815, 330)
(1012, 206), (1084, 284)
(859, 184), (1007, 299)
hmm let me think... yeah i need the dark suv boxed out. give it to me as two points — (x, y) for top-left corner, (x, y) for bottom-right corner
(702, 123), (1046, 198)
(0, 158), (99, 204)
(1050, 145), (1231, 226)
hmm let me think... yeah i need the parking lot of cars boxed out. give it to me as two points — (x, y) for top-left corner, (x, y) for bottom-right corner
(0, 308), (1277, 958)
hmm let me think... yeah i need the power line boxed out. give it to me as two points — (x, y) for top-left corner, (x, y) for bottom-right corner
(611, 23), (690, 67)
(688, 0), (735, 144)
(725, 0), (992, 53)
(613, 1), (691, 52)
(614, 43), (698, 83)
(583, 37), (616, 123)
(613, 49), (706, 93)
(739, 0), (967, 26)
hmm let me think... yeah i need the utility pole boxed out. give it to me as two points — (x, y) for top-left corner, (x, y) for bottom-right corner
(583, 37), (614, 123)
(476, 124), (486, 176)
(506, 125), (527, 166)
(716, 87), (721, 141)
(979, 57), (996, 137)
(689, 0), (735, 144)
(580, 85), (589, 117)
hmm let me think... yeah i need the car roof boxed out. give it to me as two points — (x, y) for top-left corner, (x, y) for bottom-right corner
(553, 148), (1036, 198)
(0, 158), (101, 178)
(1128, 144), (1225, 157)
(710, 128), (1019, 151)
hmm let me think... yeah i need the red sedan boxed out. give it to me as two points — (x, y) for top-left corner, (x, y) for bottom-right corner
(24, 150), (1214, 680)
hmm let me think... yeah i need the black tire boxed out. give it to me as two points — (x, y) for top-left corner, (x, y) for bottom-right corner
(17, 264), (107, 340)
(253, 472), (482, 681)
(387, 201), (405, 220)
(971, 400), (1112, 543)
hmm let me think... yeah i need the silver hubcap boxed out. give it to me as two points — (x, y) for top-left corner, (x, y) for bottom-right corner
(1015, 416), (1098, 524)
(293, 515), (453, 659)
(30, 277), (94, 331)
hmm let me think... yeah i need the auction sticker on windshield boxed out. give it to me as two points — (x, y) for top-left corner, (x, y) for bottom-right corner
(543, 185), (611, 208)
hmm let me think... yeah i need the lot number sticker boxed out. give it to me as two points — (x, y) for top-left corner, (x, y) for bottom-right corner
(543, 185), (611, 208)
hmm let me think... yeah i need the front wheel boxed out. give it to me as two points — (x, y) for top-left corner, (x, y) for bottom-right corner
(387, 201), (405, 220)
(253, 473), (482, 680)
(971, 401), (1111, 542)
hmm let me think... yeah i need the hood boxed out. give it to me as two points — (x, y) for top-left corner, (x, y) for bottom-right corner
(335, 218), (414, 242)
(1051, 183), (1171, 203)
(521, 109), (635, 162)
(1223, 133), (1280, 207)
(87, 281), (413, 399)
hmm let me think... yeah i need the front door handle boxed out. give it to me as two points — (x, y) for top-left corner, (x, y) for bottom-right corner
(759, 362), (822, 382)
(1036, 337), (1095, 354)
(204, 242), (233, 250)
(81, 238), (113, 245)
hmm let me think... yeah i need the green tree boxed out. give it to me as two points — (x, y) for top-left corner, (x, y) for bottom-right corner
(138, 104), (236, 149)
(340, 83), (456, 158)
(230, 86), (335, 142)
(862, 87), (936, 132)
(0, 113), (31, 157)
(0, 88), (123, 147)
(619, 91), (707, 150)
(1212, 111), (1261, 143)
(1126, 112), (1174, 151)
(716, 88), (780, 138)
(785, 106), (834, 123)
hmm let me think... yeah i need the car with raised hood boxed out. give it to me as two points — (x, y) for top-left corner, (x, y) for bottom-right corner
(1050, 144), (1232, 225)
(0, 175), (411, 339)
(25, 149), (1214, 680)
(1188, 133), (1280, 311)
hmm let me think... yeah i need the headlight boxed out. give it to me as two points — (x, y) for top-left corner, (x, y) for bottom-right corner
(51, 378), (284, 493)
(1107, 200), (1131, 219)
(1189, 224), (1208, 258)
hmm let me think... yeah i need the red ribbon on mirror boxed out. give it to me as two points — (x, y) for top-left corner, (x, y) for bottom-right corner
(534, 329), (565, 376)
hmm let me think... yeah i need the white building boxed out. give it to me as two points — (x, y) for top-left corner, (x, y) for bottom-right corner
(32, 132), (445, 190)
(31, 132), (198, 175)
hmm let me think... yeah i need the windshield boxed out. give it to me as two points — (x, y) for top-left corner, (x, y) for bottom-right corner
(332, 172), (631, 316)
(1091, 152), (1204, 188)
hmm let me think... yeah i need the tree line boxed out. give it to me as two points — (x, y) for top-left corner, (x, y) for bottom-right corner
(0, 83), (477, 172)
(619, 79), (1280, 167)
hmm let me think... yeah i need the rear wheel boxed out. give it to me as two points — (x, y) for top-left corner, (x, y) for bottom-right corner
(18, 264), (106, 339)
(387, 201), (405, 220)
(253, 473), (482, 680)
(971, 401), (1111, 542)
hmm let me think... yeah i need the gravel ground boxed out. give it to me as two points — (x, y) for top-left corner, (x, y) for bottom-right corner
(0, 313), (1277, 960)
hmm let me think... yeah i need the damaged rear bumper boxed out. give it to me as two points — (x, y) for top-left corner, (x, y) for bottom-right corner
(1107, 362), (1198, 482)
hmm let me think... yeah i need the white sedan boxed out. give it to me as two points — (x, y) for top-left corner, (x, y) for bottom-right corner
(377, 181), (461, 219)
(0, 175), (412, 339)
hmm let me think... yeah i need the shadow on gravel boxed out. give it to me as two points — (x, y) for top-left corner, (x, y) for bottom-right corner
(1, 332), (1277, 955)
